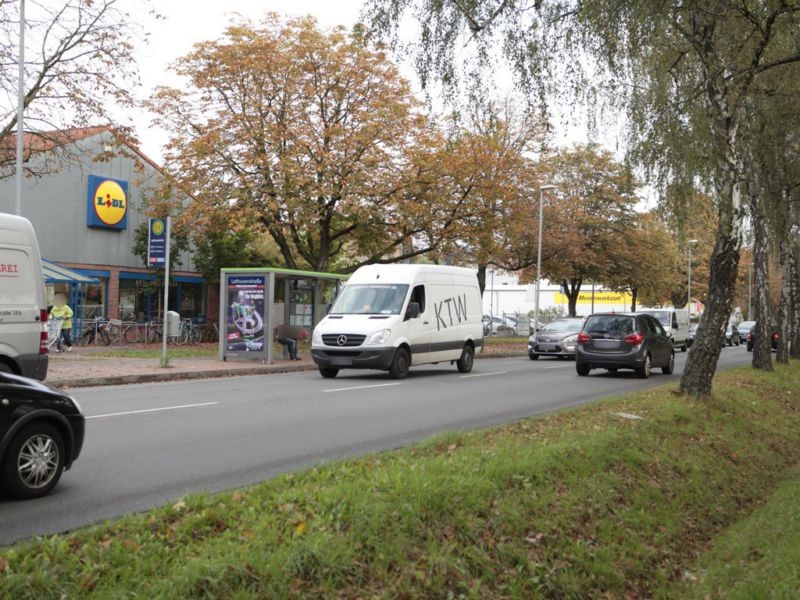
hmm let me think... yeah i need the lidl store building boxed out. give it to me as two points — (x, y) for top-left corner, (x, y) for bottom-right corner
(0, 127), (212, 326)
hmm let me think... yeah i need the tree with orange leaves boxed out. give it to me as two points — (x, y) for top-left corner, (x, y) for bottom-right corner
(149, 15), (461, 273)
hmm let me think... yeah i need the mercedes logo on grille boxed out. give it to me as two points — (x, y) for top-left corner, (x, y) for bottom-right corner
(336, 335), (347, 346)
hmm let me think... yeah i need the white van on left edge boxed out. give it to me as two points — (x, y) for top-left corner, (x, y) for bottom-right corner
(311, 264), (484, 379)
(0, 213), (49, 380)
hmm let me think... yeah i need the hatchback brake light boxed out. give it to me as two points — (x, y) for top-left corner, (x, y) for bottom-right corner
(577, 332), (591, 344)
(772, 331), (780, 341)
(623, 332), (645, 345)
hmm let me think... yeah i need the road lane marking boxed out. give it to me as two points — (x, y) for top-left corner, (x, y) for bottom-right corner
(324, 383), (403, 393)
(87, 402), (220, 420)
(460, 371), (507, 378)
(544, 364), (574, 369)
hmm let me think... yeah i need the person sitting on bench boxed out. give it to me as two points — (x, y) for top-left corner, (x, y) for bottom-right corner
(275, 324), (307, 360)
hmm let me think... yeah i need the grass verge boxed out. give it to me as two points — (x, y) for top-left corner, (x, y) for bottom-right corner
(84, 345), (218, 359)
(1, 364), (798, 597)
(673, 466), (800, 599)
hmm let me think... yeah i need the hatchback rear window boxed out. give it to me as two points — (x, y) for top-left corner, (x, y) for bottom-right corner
(583, 315), (635, 339)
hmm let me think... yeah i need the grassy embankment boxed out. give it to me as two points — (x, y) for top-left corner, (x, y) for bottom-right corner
(1, 364), (798, 597)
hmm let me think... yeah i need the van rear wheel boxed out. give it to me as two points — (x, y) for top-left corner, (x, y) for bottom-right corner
(389, 347), (410, 379)
(456, 344), (474, 373)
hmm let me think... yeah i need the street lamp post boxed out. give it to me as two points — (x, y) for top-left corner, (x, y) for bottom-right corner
(534, 185), (557, 335)
(687, 239), (698, 316)
(748, 262), (752, 321)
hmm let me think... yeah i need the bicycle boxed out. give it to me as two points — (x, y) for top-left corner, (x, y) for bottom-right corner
(75, 317), (103, 346)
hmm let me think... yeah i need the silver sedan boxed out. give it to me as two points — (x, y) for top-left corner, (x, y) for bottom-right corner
(528, 318), (584, 360)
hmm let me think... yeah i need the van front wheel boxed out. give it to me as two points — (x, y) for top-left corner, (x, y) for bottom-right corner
(319, 367), (339, 378)
(456, 344), (474, 373)
(389, 347), (410, 379)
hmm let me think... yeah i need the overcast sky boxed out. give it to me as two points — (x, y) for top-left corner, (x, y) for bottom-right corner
(123, 0), (605, 163)
(126, 0), (365, 160)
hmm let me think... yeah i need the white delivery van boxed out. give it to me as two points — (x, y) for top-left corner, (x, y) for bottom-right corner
(0, 213), (49, 379)
(311, 264), (483, 378)
(638, 308), (690, 351)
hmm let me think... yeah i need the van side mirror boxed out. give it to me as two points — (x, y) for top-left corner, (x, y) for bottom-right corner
(405, 302), (420, 320)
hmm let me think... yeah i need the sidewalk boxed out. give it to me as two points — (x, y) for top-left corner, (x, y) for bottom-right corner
(45, 346), (317, 388)
(44, 344), (524, 389)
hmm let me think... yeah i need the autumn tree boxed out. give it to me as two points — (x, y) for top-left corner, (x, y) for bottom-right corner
(520, 145), (638, 317)
(429, 102), (547, 294)
(0, 0), (144, 178)
(605, 211), (678, 311)
(150, 15), (467, 273)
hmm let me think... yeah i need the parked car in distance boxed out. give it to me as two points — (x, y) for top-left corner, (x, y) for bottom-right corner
(737, 321), (755, 343)
(724, 323), (740, 346)
(483, 315), (518, 336)
(746, 323), (780, 352)
(0, 372), (85, 499)
(576, 312), (674, 378)
(528, 318), (584, 360)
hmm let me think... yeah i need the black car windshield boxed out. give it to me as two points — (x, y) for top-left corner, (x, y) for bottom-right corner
(541, 320), (582, 333)
(330, 284), (409, 315)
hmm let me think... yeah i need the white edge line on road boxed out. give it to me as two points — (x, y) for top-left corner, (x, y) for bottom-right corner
(324, 383), (403, 393)
(460, 371), (507, 378)
(87, 402), (220, 420)
(544, 364), (574, 369)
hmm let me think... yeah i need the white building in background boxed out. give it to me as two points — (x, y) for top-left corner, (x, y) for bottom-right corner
(482, 271), (632, 318)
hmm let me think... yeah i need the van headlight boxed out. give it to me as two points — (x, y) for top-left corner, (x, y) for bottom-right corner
(365, 329), (391, 346)
(312, 329), (322, 346)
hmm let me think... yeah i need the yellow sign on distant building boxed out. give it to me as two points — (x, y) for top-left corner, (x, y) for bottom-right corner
(555, 291), (632, 305)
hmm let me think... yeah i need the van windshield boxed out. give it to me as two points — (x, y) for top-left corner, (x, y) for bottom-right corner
(642, 311), (670, 326)
(330, 284), (409, 315)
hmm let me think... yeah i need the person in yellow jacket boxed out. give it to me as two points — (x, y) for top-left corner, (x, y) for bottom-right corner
(50, 294), (74, 352)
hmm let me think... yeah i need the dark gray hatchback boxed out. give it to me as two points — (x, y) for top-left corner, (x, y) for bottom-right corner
(576, 312), (674, 378)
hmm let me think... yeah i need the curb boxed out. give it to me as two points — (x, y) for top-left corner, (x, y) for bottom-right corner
(47, 352), (528, 389)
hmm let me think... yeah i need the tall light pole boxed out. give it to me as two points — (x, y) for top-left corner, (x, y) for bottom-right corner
(15, 0), (26, 215)
(687, 239), (698, 316)
(534, 184), (556, 334)
(747, 262), (752, 321)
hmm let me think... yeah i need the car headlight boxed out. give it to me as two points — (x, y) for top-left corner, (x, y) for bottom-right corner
(561, 334), (578, 347)
(365, 329), (391, 346)
(312, 329), (322, 345)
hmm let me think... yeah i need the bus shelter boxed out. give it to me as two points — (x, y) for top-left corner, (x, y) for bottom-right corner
(219, 267), (348, 363)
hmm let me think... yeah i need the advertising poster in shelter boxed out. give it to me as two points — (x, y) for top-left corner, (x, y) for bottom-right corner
(226, 276), (267, 353)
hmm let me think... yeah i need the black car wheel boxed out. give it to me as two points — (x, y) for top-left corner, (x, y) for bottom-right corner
(636, 354), (652, 379)
(456, 344), (474, 373)
(576, 362), (590, 376)
(529, 354), (539, 361)
(389, 347), (410, 379)
(1, 422), (65, 499)
(319, 367), (339, 378)
(662, 351), (675, 375)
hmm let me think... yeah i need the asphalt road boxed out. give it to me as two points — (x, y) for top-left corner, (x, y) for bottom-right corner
(0, 347), (753, 545)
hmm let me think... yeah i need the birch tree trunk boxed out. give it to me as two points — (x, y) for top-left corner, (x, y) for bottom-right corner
(750, 187), (773, 371)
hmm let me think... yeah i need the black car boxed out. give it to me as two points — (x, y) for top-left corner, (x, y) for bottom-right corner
(746, 323), (780, 352)
(0, 373), (85, 499)
(576, 312), (674, 378)
(737, 321), (755, 343)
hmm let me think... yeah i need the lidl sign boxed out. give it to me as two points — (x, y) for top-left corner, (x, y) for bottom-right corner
(87, 175), (128, 230)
